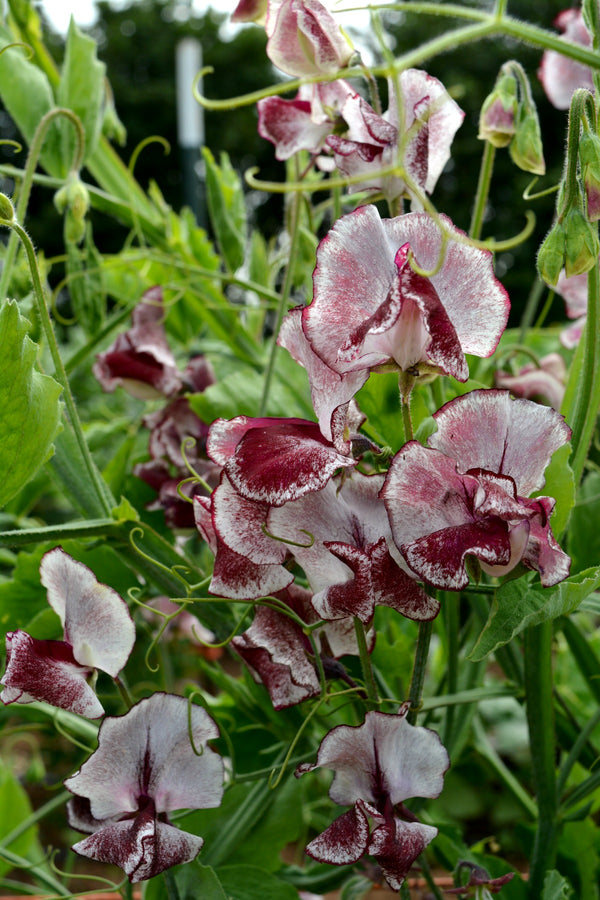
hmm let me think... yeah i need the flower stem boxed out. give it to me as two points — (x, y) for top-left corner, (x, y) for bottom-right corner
(354, 617), (379, 709)
(524, 620), (559, 895)
(259, 167), (302, 416)
(442, 593), (459, 747)
(407, 619), (433, 724)
(469, 140), (496, 241)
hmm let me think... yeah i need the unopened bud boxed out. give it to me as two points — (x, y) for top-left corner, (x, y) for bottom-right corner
(537, 221), (566, 286)
(54, 174), (90, 245)
(0, 192), (15, 223)
(478, 73), (518, 147)
(564, 205), (600, 276)
(579, 130), (600, 221)
(509, 104), (546, 175)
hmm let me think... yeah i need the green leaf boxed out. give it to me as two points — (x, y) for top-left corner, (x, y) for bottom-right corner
(0, 758), (39, 878)
(0, 300), (62, 508)
(57, 19), (106, 169)
(189, 357), (313, 422)
(569, 471), (600, 573)
(535, 443), (575, 538)
(202, 147), (246, 273)
(0, 25), (63, 176)
(217, 865), (299, 900)
(145, 862), (228, 900)
(65, 224), (106, 336)
(541, 870), (574, 899)
(469, 567), (600, 661)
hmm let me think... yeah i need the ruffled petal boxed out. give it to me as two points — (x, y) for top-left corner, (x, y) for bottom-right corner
(306, 803), (370, 865)
(368, 818), (438, 891)
(72, 803), (204, 883)
(1, 631), (103, 719)
(428, 390), (571, 495)
(40, 548), (135, 676)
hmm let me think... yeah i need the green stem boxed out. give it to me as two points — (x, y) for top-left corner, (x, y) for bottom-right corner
(0, 848), (70, 897)
(354, 617), (379, 709)
(7, 220), (113, 517)
(562, 252), (600, 486)
(557, 704), (600, 798)
(259, 173), (302, 416)
(407, 618), (433, 724)
(518, 277), (546, 344)
(524, 621), (559, 896)
(442, 593), (459, 747)
(472, 717), (537, 818)
(469, 141), (496, 241)
(0, 107), (85, 302)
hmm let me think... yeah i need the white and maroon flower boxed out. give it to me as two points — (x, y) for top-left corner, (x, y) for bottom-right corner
(93, 286), (182, 399)
(327, 70), (464, 203)
(303, 205), (510, 385)
(65, 693), (224, 882)
(265, 0), (354, 77)
(206, 415), (356, 506)
(1, 549), (135, 718)
(232, 0), (268, 23)
(296, 709), (449, 890)
(258, 81), (353, 161)
(381, 390), (572, 590)
(538, 10), (594, 110)
(231, 583), (362, 709)
(495, 352), (567, 409)
(554, 267), (589, 348)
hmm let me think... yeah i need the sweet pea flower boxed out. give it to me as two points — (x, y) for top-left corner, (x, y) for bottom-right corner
(65, 693), (224, 882)
(231, 583), (363, 709)
(1, 548), (135, 719)
(381, 390), (572, 590)
(232, 0), (268, 23)
(93, 286), (182, 399)
(554, 267), (589, 348)
(327, 70), (464, 203)
(296, 708), (449, 890)
(303, 205), (510, 387)
(538, 10), (594, 110)
(258, 81), (353, 161)
(265, 0), (354, 77)
(495, 352), (567, 409)
(447, 862), (515, 896)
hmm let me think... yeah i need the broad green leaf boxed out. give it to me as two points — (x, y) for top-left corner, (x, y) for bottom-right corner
(569, 471), (600, 573)
(535, 442), (575, 538)
(48, 423), (115, 520)
(144, 862), (228, 900)
(217, 865), (299, 900)
(0, 300), (62, 508)
(203, 147), (246, 273)
(189, 357), (313, 422)
(57, 19), (105, 168)
(0, 758), (39, 878)
(541, 870), (574, 899)
(469, 567), (600, 661)
(0, 25), (62, 176)
(340, 875), (375, 900)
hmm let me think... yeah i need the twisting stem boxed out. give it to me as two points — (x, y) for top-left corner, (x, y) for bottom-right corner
(407, 618), (434, 725)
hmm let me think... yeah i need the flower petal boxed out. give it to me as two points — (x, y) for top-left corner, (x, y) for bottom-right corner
(72, 803), (203, 883)
(428, 390), (571, 495)
(312, 710), (449, 807)
(40, 548), (135, 677)
(368, 818), (438, 891)
(1, 631), (103, 718)
(65, 693), (223, 821)
(305, 803), (370, 865)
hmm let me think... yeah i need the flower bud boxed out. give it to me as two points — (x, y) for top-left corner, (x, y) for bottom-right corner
(266, 0), (354, 78)
(509, 103), (546, 175)
(0, 192), (16, 223)
(54, 174), (90, 245)
(579, 129), (600, 221)
(478, 73), (518, 147)
(564, 204), (600, 276)
(537, 221), (566, 286)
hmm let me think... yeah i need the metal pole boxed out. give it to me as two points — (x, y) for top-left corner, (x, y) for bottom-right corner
(176, 37), (206, 226)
